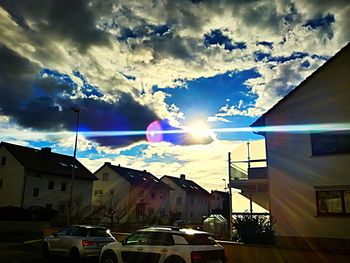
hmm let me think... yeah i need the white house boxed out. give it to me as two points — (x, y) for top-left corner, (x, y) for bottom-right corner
(161, 174), (210, 224)
(210, 190), (230, 220)
(0, 141), (96, 212)
(250, 43), (350, 249)
(93, 162), (171, 223)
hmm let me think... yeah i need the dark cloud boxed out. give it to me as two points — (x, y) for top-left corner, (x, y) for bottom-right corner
(0, 44), (212, 147)
(0, 0), (110, 52)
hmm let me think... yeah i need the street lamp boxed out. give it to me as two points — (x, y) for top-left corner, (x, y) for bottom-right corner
(68, 107), (80, 225)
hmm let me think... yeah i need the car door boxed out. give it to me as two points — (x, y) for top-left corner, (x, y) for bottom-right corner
(60, 226), (79, 255)
(49, 226), (70, 255)
(120, 231), (150, 262)
(143, 232), (174, 263)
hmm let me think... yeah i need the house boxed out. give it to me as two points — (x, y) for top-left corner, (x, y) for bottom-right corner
(210, 190), (230, 220)
(92, 163), (171, 223)
(0, 141), (96, 213)
(161, 174), (210, 224)
(250, 43), (350, 248)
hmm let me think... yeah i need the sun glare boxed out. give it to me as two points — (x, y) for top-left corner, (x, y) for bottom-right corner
(186, 121), (212, 139)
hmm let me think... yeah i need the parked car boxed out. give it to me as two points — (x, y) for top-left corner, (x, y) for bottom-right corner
(42, 225), (116, 260)
(99, 226), (226, 263)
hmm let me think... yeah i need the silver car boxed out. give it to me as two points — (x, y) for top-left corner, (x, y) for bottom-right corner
(42, 225), (116, 260)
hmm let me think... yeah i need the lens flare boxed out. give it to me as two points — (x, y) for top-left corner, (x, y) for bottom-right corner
(2, 123), (350, 141)
(146, 120), (163, 143)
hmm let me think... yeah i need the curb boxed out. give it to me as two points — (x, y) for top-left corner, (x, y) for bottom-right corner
(22, 239), (43, 245)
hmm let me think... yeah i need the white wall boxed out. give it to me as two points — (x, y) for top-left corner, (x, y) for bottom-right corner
(22, 170), (93, 210)
(161, 177), (187, 221)
(92, 166), (131, 222)
(264, 46), (350, 239)
(0, 147), (25, 207)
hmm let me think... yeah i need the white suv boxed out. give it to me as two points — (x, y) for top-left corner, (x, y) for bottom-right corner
(99, 226), (226, 263)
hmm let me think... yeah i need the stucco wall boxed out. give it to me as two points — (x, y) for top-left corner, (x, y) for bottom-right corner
(92, 166), (131, 222)
(161, 177), (187, 221)
(0, 147), (25, 207)
(264, 46), (350, 239)
(22, 170), (93, 210)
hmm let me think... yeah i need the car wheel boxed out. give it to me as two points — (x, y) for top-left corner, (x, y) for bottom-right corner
(100, 250), (118, 263)
(41, 243), (50, 259)
(69, 247), (80, 262)
(164, 256), (185, 263)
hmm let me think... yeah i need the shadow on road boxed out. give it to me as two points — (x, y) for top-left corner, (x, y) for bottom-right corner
(0, 242), (98, 263)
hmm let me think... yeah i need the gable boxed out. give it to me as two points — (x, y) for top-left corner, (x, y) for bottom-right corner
(251, 42), (350, 129)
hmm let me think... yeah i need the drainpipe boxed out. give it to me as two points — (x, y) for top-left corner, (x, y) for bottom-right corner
(21, 169), (28, 208)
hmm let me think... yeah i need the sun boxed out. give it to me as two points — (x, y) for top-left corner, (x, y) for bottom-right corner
(186, 121), (213, 139)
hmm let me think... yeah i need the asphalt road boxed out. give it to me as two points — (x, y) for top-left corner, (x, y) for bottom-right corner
(0, 242), (98, 263)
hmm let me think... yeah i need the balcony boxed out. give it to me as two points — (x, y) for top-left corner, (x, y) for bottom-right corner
(229, 162), (269, 210)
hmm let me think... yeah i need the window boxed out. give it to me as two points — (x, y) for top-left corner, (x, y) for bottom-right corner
(33, 188), (40, 198)
(176, 197), (182, 205)
(0, 178), (3, 190)
(109, 189), (114, 195)
(94, 189), (99, 196)
(48, 181), (54, 190)
(147, 232), (174, 246)
(61, 182), (67, 192)
(311, 132), (350, 155)
(316, 189), (350, 215)
(46, 204), (52, 210)
(102, 173), (109, 181)
(1, 157), (6, 166)
(59, 203), (65, 212)
(151, 192), (155, 199)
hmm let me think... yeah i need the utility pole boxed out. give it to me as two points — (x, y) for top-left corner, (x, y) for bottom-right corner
(68, 107), (80, 225)
(228, 152), (233, 240)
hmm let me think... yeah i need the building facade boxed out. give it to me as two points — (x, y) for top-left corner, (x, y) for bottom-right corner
(210, 190), (230, 220)
(0, 142), (96, 213)
(93, 163), (171, 223)
(161, 174), (210, 224)
(250, 43), (350, 246)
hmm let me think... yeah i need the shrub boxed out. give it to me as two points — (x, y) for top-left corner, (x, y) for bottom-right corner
(233, 213), (276, 244)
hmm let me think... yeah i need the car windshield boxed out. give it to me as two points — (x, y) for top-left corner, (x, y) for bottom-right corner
(79, 227), (111, 237)
(183, 234), (217, 245)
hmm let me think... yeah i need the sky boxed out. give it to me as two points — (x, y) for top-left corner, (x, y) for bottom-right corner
(0, 0), (349, 208)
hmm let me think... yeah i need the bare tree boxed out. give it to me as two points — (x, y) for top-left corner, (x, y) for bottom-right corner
(93, 193), (127, 227)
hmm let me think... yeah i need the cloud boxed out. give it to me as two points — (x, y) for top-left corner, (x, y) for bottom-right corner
(0, 0), (110, 52)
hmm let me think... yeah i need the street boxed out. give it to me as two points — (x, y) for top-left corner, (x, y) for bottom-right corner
(0, 242), (98, 263)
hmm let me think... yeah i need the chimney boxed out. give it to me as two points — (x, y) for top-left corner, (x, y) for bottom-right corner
(180, 174), (186, 180)
(41, 147), (51, 154)
(105, 162), (111, 165)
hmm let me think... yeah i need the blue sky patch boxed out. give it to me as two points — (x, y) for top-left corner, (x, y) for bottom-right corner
(204, 29), (246, 51)
(155, 69), (259, 124)
(254, 51), (308, 63)
(304, 14), (335, 29)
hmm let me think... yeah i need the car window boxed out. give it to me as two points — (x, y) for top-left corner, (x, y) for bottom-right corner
(183, 234), (217, 245)
(146, 232), (174, 246)
(124, 232), (149, 245)
(76, 227), (111, 237)
(57, 227), (70, 236)
(67, 227), (79, 236)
